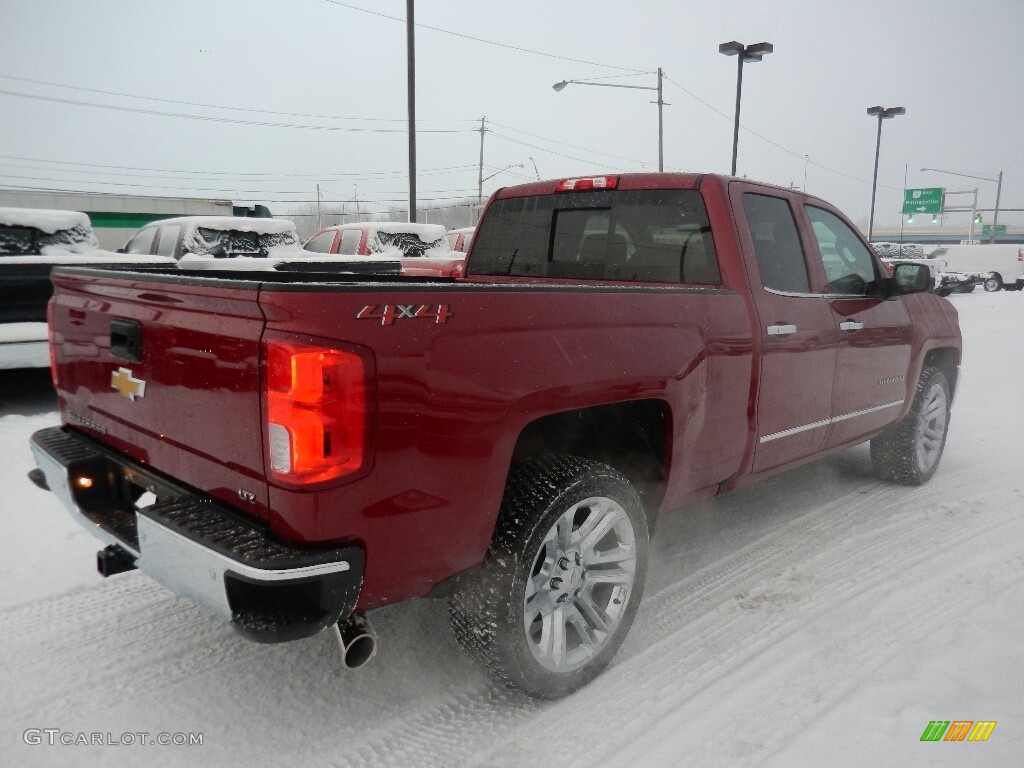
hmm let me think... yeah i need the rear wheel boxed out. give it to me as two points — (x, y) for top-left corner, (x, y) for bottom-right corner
(984, 274), (1003, 292)
(870, 366), (951, 485)
(449, 455), (649, 699)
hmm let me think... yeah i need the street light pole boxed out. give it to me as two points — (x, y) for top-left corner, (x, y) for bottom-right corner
(990, 170), (1003, 243)
(866, 105), (906, 242)
(919, 167), (1004, 243)
(552, 71), (666, 171)
(719, 41), (773, 176)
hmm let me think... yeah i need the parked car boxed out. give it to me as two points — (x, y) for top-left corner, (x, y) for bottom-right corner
(121, 216), (301, 260)
(0, 207), (169, 370)
(444, 226), (475, 253)
(31, 173), (959, 699)
(304, 222), (463, 277)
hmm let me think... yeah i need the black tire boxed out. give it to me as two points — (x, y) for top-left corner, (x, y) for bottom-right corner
(983, 274), (1003, 292)
(952, 284), (976, 294)
(449, 455), (649, 699)
(870, 366), (951, 485)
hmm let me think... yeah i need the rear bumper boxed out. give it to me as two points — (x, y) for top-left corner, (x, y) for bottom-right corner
(30, 426), (364, 643)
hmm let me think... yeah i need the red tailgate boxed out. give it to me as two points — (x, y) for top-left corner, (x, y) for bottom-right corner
(50, 269), (271, 520)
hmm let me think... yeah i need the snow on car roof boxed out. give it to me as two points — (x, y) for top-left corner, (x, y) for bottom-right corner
(153, 216), (297, 235)
(0, 207), (92, 234)
(446, 227), (476, 235)
(324, 222), (447, 239)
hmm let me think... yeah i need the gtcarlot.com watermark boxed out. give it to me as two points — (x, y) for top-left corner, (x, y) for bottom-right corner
(24, 729), (203, 747)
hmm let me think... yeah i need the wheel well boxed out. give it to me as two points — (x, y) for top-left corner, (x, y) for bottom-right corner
(510, 400), (669, 520)
(923, 347), (960, 397)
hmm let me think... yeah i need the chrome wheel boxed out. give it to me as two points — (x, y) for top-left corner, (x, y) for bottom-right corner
(523, 496), (637, 673)
(914, 382), (948, 475)
(449, 455), (649, 698)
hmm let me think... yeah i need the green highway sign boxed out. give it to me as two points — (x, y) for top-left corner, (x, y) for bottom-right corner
(981, 224), (1007, 236)
(903, 187), (944, 214)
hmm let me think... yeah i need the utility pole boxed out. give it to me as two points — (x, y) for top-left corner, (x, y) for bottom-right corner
(406, 0), (417, 222)
(316, 184), (321, 231)
(477, 116), (487, 204)
(656, 67), (664, 172)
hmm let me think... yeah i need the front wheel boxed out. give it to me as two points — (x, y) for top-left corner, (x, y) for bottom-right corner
(870, 366), (951, 485)
(449, 455), (649, 699)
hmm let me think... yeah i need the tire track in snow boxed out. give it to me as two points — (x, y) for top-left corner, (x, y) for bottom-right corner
(462, 492), (1020, 767)
(305, 481), (1014, 767)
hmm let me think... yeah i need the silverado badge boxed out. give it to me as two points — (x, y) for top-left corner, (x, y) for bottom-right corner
(111, 367), (146, 401)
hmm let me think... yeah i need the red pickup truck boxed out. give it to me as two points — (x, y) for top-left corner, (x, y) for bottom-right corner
(29, 173), (961, 699)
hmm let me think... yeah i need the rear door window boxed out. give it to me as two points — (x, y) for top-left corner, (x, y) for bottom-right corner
(741, 194), (811, 294)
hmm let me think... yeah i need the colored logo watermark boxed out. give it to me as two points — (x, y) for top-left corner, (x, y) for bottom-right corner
(920, 721), (996, 742)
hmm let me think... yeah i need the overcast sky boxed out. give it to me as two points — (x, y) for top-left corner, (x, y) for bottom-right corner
(2, 0), (1021, 230)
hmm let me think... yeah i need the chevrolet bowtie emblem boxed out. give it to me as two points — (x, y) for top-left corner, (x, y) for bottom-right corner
(111, 367), (146, 401)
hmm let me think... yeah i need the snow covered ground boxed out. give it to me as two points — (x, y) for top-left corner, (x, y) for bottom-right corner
(1, 294), (1021, 767)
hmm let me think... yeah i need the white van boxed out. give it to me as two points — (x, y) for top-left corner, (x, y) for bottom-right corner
(927, 244), (1024, 291)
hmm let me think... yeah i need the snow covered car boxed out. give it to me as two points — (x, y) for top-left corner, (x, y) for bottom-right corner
(0, 207), (170, 370)
(444, 226), (475, 253)
(304, 222), (465, 277)
(121, 216), (302, 260)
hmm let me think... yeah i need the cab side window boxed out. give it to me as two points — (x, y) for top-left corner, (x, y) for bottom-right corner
(742, 194), (810, 294)
(805, 205), (879, 295)
(304, 231), (335, 253)
(125, 227), (157, 255)
(338, 229), (362, 255)
(154, 225), (181, 258)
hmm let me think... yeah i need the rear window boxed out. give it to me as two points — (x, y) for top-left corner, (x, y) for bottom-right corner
(193, 227), (299, 258)
(470, 189), (720, 284)
(0, 225), (36, 255)
(371, 231), (448, 258)
(0, 223), (98, 256)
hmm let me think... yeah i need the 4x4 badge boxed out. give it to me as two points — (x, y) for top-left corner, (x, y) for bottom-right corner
(111, 367), (146, 401)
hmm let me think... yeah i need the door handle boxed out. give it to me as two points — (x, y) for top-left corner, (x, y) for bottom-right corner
(766, 324), (797, 336)
(839, 320), (864, 331)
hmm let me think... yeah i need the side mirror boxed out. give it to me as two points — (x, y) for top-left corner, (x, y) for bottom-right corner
(877, 263), (931, 298)
(893, 262), (932, 293)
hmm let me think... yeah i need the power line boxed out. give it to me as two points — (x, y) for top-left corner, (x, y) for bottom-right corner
(323, 1), (647, 74)
(0, 74), (475, 124)
(0, 173), (475, 196)
(0, 182), (474, 206)
(489, 121), (652, 166)
(488, 132), (640, 172)
(0, 158), (477, 182)
(0, 89), (470, 133)
(662, 74), (898, 190)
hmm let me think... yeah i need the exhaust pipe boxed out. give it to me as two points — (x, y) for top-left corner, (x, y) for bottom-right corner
(334, 613), (376, 669)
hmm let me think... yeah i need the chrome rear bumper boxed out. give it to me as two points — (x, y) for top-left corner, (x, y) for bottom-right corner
(30, 426), (363, 643)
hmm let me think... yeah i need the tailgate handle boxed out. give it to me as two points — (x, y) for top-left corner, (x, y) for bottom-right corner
(110, 318), (143, 362)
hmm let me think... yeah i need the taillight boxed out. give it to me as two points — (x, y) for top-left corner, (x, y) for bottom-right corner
(555, 176), (619, 192)
(265, 339), (373, 485)
(46, 300), (58, 388)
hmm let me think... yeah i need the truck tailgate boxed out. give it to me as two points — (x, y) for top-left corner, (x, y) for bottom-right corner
(50, 269), (271, 519)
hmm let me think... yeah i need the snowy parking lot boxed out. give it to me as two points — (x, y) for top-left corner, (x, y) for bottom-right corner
(1, 292), (1021, 767)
